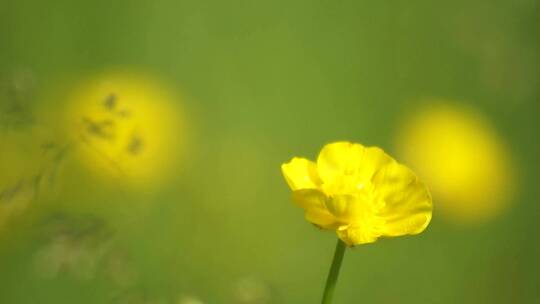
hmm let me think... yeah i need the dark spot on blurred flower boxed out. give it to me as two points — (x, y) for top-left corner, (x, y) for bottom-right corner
(127, 135), (144, 156)
(83, 117), (116, 140)
(104, 93), (117, 111)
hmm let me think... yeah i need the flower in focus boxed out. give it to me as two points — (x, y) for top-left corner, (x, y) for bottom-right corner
(281, 142), (432, 246)
(396, 103), (515, 223)
(65, 71), (185, 189)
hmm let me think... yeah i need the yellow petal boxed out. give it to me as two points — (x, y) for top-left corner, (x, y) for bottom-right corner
(281, 157), (321, 190)
(292, 189), (327, 209)
(292, 189), (337, 229)
(324, 194), (371, 221)
(336, 224), (379, 246)
(317, 142), (392, 194)
(305, 209), (339, 229)
(372, 161), (432, 237)
(325, 195), (353, 219)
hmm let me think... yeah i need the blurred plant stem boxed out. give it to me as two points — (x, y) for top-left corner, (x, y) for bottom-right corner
(321, 239), (346, 304)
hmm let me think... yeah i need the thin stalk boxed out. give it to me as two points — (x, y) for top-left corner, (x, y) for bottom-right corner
(321, 239), (346, 304)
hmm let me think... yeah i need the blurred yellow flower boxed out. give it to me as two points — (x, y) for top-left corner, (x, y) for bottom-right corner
(396, 103), (515, 223)
(281, 142), (432, 246)
(65, 71), (185, 189)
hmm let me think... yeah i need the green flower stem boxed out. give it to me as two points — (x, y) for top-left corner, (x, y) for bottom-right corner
(321, 239), (347, 304)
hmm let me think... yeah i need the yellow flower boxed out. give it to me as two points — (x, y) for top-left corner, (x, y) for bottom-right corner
(281, 142), (432, 246)
(396, 103), (515, 223)
(65, 71), (186, 190)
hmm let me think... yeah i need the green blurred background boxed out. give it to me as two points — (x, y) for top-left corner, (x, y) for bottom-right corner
(1, 0), (539, 303)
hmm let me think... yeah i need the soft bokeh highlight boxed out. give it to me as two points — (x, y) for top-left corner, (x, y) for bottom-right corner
(65, 71), (186, 190)
(396, 102), (516, 223)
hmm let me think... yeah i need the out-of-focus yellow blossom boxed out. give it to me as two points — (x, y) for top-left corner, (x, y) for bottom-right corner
(281, 142), (432, 246)
(396, 103), (515, 223)
(65, 71), (185, 189)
